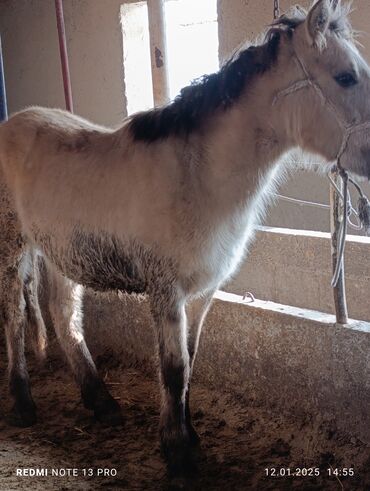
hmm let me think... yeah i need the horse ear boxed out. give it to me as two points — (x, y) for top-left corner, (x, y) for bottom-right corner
(305, 0), (332, 48)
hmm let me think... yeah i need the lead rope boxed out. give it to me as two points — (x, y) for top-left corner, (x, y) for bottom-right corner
(330, 168), (349, 288)
(330, 166), (370, 287)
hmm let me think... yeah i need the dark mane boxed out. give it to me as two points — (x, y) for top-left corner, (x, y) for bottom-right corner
(129, 31), (281, 143)
(129, 3), (352, 143)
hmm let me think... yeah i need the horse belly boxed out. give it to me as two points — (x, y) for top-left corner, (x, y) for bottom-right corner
(36, 229), (147, 294)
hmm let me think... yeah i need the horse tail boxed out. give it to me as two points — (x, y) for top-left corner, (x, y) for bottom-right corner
(24, 251), (48, 362)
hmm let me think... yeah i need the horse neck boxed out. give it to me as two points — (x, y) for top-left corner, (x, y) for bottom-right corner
(198, 81), (292, 218)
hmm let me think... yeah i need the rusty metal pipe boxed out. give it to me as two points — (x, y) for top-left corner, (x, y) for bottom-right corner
(55, 0), (73, 112)
(0, 35), (8, 121)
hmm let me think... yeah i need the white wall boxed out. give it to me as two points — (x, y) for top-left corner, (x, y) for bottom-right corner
(0, 0), (128, 126)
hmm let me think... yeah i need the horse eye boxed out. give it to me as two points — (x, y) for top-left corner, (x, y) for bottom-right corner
(334, 72), (358, 88)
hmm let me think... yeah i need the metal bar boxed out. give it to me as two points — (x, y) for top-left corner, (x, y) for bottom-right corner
(0, 35), (8, 121)
(147, 0), (169, 106)
(330, 168), (348, 324)
(55, 0), (74, 112)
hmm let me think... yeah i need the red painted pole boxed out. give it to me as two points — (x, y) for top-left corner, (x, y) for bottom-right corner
(55, 0), (73, 112)
(0, 35), (8, 121)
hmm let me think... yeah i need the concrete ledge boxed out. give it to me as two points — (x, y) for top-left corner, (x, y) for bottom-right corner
(226, 226), (370, 322)
(83, 290), (370, 444)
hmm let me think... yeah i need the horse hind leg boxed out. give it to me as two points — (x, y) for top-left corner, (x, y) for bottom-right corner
(2, 251), (37, 427)
(46, 263), (123, 425)
(24, 251), (47, 362)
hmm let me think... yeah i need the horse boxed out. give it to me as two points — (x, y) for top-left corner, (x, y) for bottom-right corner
(1, 0), (369, 474)
(0, 170), (121, 427)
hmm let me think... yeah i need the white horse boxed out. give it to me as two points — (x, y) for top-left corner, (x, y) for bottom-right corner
(1, 0), (369, 474)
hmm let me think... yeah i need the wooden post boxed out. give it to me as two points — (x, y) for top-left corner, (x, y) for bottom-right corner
(147, 0), (169, 106)
(330, 168), (348, 324)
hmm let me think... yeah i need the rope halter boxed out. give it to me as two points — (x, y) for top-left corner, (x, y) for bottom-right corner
(273, 50), (370, 165)
(273, 47), (370, 287)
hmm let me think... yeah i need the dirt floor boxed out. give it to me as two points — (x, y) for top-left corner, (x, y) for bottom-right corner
(0, 338), (369, 491)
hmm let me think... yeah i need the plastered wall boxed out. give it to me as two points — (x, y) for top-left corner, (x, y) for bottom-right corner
(1, 0), (370, 231)
(0, 0), (129, 126)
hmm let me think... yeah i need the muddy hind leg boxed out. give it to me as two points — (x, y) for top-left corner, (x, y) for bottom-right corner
(24, 250), (47, 361)
(185, 291), (215, 447)
(46, 264), (122, 425)
(151, 293), (194, 475)
(2, 255), (37, 427)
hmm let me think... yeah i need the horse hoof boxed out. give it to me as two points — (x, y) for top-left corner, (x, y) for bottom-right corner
(10, 402), (37, 427)
(167, 452), (198, 479)
(94, 397), (124, 426)
(162, 441), (198, 478)
(187, 424), (201, 448)
(166, 475), (192, 490)
(81, 376), (123, 425)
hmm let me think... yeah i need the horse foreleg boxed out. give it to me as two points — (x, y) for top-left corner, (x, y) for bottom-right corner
(185, 291), (215, 446)
(46, 264), (122, 425)
(151, 295), (193, 474)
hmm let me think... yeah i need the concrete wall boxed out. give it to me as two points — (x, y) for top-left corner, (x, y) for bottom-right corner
(82, 290), (370, 445)
(226, 227), (370, 322)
